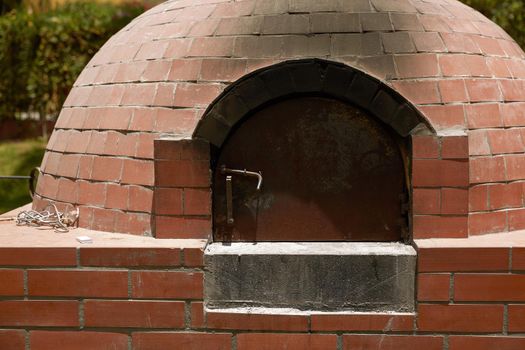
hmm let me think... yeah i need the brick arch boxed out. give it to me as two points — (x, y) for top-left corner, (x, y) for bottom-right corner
(193, 59), (435, 147)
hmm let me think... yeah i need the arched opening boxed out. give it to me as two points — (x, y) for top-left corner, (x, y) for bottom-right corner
(214, 95), (408, 242)
(193, 59), (432, 243)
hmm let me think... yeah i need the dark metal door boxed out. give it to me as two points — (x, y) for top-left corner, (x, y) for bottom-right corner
(213, 97), (407, 242)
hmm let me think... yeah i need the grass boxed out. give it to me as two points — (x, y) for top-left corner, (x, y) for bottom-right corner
(0, 138), (46, 214)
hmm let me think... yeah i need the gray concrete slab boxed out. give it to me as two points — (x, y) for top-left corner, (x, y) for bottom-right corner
(205, 242), (416, 312)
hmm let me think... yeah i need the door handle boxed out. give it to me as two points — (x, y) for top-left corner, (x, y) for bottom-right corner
(221, 165), (263, 225)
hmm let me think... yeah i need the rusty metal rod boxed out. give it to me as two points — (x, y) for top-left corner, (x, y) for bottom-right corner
(220, 165), (263, 190)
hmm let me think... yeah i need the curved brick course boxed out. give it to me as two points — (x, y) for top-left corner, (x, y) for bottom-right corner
(34, 0), (525, 236)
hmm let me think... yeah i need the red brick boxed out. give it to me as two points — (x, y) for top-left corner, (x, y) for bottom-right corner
(487, 57), (513, 78)
(509, 305), (525, 332)
(238, 333), (336, 350)
(509, 208), (525, 231)
(184, 188), (211, 215)
(129, 108), (156, 132)
(114, 211), (151, 236)
(28, 270), (128, 298)
(105, 183), (129, 210)
(418, 247), (509, 272)
(413, 188), (440, 215)
(466, 103), (503, 129)
(469, 184), (489, 211)
(417, 304), (503, 332)
(0, 330), (25, 350)
(201, 59), (247, 82)
(78, 181), (106, 206)
(419, 105), (466, 129)
(441, 188), (468, 215)
(191, 302), (205, 328)
(121, 84), (156, 106)
(465, 79), (502, 102)
(441, 33), (480, 54)
(501, 103), (525, 127)
(174, 83), (223, 108)
(343, 335), (443, 350)
(413, 159), (468, 187)
(473, 36), (506, 56)
(413, 215), (467, 239)
(56, 177), (78, 204)
(439, 55), (469, 77)
(455, 274), (525, 301)
(412, 136), (439, 159)
(489, 182), (523, 209)
(136, 133), (156, 159)
(132, 332), (231, 350)
(183, 247), (204, 267)
(154, 188), (183, 215)
(91, 157), (123, 182)
(449, 336), (525, 350)
(153, 83), (176, 107)
(155, 160), (210, 187)
(439, 80), (468, 103)
(487, 129), (524, 154)
(131, 271), (203, 299)
(122, 159), (154, 186)
(90, 207), (118, 232)
(31, 331), (128, 350)
(207, 312), (308, 331)
(65, 131), (91, 153)
(84, 300), (185, 328)
(505, 154), (525, 181)
(99, 108), (132, 131)
(142, 60), (171, 81)
(56, 154), (80, 178)
(154, 109), (197, 133)
(500, 79), (525, 101)
(78, 155), (94, 180)
(0, 270), (23, 296)
(0, 248), (76, 266)
(394, 54), (439, 78)
(470, 156), (506, 183)
(469, 211), (507, 235)
(441, 136), (468, 159)
(128, 186), (153, 213)
(391, 81), (440, 104)
(513, 248), (525, 270)
(418, 273), (450, 301)
(154, 216), (211, 239)
(0, 300), (78, 327)
(80, 247), (180, 267)
(311, 313), (413, 332)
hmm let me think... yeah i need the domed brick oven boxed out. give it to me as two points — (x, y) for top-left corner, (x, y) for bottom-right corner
(1, 0), (525, 348)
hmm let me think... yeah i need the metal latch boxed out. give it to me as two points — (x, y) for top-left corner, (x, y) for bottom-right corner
(221, 165), (263, 225)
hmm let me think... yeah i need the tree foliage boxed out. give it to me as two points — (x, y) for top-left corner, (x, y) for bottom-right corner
(0, 1), (143, 123)
(462, 0), (525, 48)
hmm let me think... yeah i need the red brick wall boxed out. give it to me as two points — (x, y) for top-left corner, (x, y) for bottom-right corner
(1, 243), (524, 350)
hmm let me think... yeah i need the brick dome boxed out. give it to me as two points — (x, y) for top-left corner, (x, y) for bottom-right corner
(35, 0), (525, 236)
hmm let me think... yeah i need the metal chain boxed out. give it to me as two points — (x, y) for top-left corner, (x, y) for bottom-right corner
(16, 204), (79, 233)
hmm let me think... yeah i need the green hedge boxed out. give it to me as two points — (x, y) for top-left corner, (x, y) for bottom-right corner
(461, 0), (525, 49)
(0, 1), (143, 123)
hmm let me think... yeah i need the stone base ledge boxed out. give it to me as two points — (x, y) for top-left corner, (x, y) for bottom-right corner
(205, 242), (416, 313)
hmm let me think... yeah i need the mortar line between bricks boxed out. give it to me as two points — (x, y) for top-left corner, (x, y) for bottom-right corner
(449, 273), (454, 303)
(23, 270), (28, 299)
(443, 334), (449, 350)
(79, 300), (85, 329)
(185, 301), (191, 330)
(24, 329), (30, 350)
(503, 304), (509, 335)
(127, 270), (132, 298)
(336, 334), (343, 350)
(509, 247), (513, 271)
(231, 333), (237, 350)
